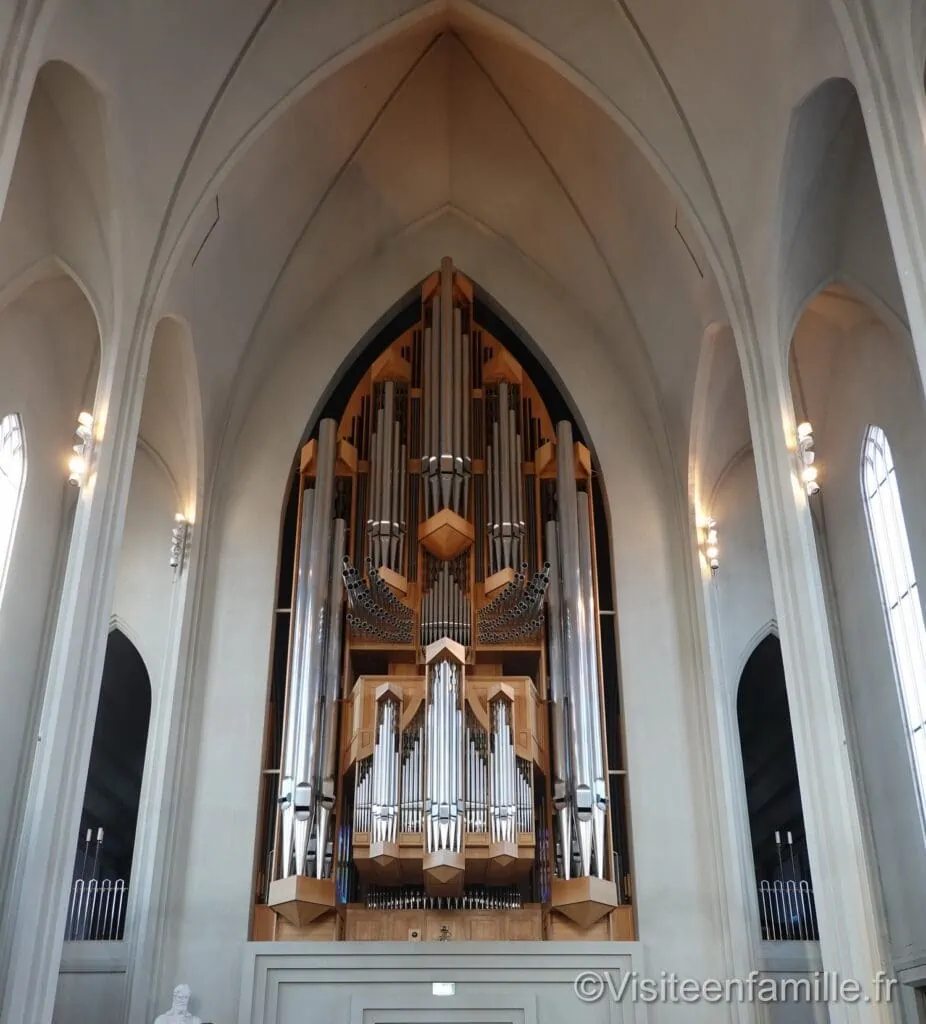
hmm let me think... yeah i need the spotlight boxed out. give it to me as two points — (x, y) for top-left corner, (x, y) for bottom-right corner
(68, 412), (94, 486)
(701, 517), (719, 575)
(796, 422), (820, 496)
(170, 514), (190, 572)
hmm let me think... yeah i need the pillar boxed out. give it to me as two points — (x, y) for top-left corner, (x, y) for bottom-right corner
(741, 323), (891, 1023)
(827, 0), (926, 391)
(0, 327), (148, 1024)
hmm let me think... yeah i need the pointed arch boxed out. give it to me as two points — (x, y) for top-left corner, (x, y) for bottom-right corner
(67, 627), (151, 941)
(736, 634), (817, 940)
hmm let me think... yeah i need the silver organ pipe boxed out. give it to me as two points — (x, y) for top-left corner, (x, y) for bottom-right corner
(266, 261), (625, 935)
(282, 418), (338, 878)
(489, 697), (517, 845)
(465, 714), (488, 832)
(555, 419), (595, 878)
(367, 381), (407, 572)
(544, 519), (572, 878)
(279, 487), (314, 879)
(399, 714), (423, 833)
(315, 517), (347, 877)
(421, 257), (471, 519)
(485, 383), (526, 574)
(420, 558), (471, 646)
(553, 420), (609, 879)
(425, 659), (463, 853)
(371, 695), (400, 845)
(577, 492), (608, 877)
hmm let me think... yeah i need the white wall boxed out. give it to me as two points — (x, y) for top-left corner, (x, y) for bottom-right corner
(150, 216), (743, 1024)
(53, 944), (127, 1024)
(111, 445), (179, 682)
(792, 301), (926, 993)
(709, 452), (778, 693)
(0, 273), (98, 893)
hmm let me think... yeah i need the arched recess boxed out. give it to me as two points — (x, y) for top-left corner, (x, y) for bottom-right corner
(0, 264), (102, 929)
(68, 628), (151, 941)
(776, 77), (909, 360)
(0, 52), (114, 905)
(786, 273), (926, 963)
(251, 263), (631, 924)
(139, 315), (203, 517)
(735, 634), (816, 939)
(0, 60), (113, 336)
(157, 204), (736, 1021)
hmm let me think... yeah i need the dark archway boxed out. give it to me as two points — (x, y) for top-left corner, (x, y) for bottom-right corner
(68, 629), (151, 940)
(736, 634), (816, 939)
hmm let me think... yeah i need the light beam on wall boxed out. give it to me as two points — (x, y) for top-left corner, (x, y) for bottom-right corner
(701, 517), (720, 576)
(170, 513), (191, 573)
(68, 411), (94, 487)
(796, 422), (819, 496)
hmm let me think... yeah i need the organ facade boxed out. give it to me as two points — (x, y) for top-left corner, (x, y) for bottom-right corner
(254, 258), (632, 943)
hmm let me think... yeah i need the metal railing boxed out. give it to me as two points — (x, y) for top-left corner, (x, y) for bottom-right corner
(65, 877), (127, 940)
(758, 879), (818, 941)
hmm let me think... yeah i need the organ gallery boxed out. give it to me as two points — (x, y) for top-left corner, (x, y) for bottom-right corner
(254, 259), (632, 942)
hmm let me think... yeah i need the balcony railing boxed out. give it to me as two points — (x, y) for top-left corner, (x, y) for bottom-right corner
(758, 879), (818, 941)
(65, 877), (127, 941)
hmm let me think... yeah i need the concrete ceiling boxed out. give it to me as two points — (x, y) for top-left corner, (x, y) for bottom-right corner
(0, 0), (912, 501)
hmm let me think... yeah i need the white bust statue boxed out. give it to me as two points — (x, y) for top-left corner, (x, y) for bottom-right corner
(154, 984), (202, 1024)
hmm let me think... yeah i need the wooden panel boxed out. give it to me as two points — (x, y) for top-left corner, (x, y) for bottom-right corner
(548, 912), (610, 941)
(342, 907), (543, 942)
(609, 905), (635, 940)
(275, 913), (339, 941)
(251, 904), (277, 941)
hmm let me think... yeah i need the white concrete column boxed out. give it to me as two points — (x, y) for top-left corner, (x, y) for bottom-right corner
(685, 530), (765, 1024)
(0, 326), (149, 1024)
(827, 0), (926, 388)
(123, 498), (204, 1024)
(740, 328), (891, 1023)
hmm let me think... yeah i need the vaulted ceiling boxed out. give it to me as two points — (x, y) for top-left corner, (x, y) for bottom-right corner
(3, 0), (912, 498)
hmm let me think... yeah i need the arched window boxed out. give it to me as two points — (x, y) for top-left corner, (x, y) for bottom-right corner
(861, 425), (926, 807)
(0, 412), (26, 604)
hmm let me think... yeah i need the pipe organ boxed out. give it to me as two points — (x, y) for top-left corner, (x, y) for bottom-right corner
(260, 258), (631, 943)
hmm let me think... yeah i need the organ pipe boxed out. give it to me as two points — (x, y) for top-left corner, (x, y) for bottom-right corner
(267, 259), (623, 935)
(544, 519), (572, 878)
(315, 517), (346, 879)
(577, 493), (608, 877)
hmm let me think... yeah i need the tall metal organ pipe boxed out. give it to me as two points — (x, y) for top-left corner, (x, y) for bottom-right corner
(371, 696), (400, 844)
(315, 517), (346, 878)
(544, 518), (572, 878)
(279, 489), (314, 879)
(425, 659), (463, 853)
(284, 417), (337, 878)
(577, 494), (608, 877)
(555, 419), (600, 879)
(421, 256), (470, 519)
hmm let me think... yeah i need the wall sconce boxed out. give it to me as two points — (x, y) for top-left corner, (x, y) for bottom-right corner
(68, 411), (94, 487)
(170, 513), (191, 572)
(701, 517), (719, 576)
(796, 421), (820, 496)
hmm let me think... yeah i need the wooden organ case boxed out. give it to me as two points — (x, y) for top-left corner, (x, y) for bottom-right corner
(254, 258), (633, 944)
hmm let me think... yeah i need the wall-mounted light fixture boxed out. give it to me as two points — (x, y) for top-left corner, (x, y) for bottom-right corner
(701, 517), (719, 576)
(170, 513), (191, 573)
(796, 421), (820, 496)
(68, 411), (94, 487)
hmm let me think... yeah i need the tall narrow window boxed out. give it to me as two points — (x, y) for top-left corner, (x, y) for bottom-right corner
(0, 412), (26, 604)
(861, 425), (926, 808)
